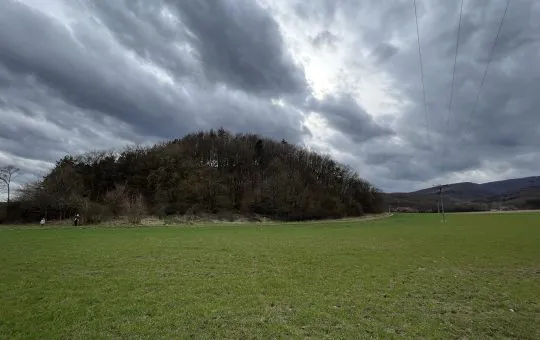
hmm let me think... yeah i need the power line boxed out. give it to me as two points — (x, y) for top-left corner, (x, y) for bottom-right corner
(413, 0), (431, 147)
(434, 1), (510, 219)
(438, 0), (465, 181)
(463, 0), (510, 140)
(443, 0), (464, 139)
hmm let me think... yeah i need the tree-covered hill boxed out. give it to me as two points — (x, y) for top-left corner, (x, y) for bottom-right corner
(6, 129), (383, 223)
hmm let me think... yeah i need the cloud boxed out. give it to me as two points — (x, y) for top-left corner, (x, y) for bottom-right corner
(170, 0), (308, 96)
(0, 0), (315, 199)
(1, 0), (539, 198)
(370, 42), (399, 63)
(311, 30), (340, 48)
(307, 94), (394, 143)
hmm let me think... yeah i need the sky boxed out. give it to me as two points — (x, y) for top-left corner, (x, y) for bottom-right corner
(0, 0), (539, 198)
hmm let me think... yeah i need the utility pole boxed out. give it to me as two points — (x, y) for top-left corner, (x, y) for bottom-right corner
(433, 185), (440, 215)
(438, 184), (448, 222)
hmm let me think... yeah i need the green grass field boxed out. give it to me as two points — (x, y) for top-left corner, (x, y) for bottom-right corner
(1, 213), (539, 339)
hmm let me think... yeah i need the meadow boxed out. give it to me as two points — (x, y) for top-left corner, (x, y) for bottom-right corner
(0, 213), (538, 339)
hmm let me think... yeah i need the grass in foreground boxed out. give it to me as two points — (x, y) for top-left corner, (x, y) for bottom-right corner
(0, 213), (539, 339)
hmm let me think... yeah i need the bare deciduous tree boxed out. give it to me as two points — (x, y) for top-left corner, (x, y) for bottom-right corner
(0, 165), (21, 204)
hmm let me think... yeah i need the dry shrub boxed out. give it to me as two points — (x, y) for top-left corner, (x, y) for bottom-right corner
(81, 200), (111, 224)
(103, 185), (127, 216)
(103, 186), (148, 224)
(123, 193), (147, 225)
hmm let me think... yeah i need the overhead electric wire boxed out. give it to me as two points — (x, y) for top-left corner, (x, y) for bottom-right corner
(463, 0), (510, 139)
(438, 0), (510, 196)
(413, 0), (431, 147)
(443, 0), (464, 139)
(408, 0), (511, 204)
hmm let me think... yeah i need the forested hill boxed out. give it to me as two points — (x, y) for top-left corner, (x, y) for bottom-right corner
(11, 129), (383, 223)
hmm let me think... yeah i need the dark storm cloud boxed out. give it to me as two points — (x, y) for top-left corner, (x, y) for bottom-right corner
(86, 0), (195, 79)
(170, 0), (308, 96)
(0, 0), (312, 193)
(0, 120), (64, 161)
(0, 1), (200, 138)
(0, 62), (144, 162)
(307, 94), (394, 143)
(89, 0), (308, 96)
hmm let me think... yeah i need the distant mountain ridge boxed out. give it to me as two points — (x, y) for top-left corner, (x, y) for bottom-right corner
(386, 176), (540, 212)
(410, 176), (540, 197)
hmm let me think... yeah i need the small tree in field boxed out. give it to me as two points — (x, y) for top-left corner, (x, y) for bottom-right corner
(0, 165), (21, 204)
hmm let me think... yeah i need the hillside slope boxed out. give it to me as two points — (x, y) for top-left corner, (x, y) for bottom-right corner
(478, 176), (540, 195)
(411, 182), (494, 200)
(387, 176), (540, 212)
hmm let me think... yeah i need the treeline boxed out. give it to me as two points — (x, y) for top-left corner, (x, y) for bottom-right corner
(4, 129), (383, 223)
